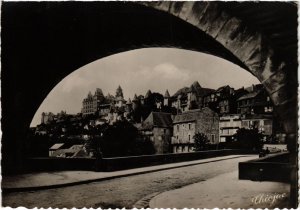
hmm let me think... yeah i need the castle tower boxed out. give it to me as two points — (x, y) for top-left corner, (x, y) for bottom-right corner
(132, 94), (139, 111)
(41, 112), (46, 124)
(164, 89), (171, 107)
(115, 85), (125, 107)
(145, 90), (152, 98)
(125, 98), (132, 112)
(115, 85), (124, 99)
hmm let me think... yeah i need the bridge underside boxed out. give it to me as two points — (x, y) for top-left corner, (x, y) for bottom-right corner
(1, 1), (298, 206)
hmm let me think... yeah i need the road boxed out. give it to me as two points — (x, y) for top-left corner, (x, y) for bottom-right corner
(3, 156), (256, 208)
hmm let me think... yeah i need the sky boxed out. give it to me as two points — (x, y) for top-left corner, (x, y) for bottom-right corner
(30, 48), (260, 127)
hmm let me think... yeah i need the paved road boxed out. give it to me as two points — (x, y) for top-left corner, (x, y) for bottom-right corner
(3, 156), (256, 208)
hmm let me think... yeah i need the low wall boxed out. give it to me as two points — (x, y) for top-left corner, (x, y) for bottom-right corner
(25, 157), (96, 172)
(239, 152), (291, 183)
(100, 149), (253, 171)
(26, 149), (254, 172)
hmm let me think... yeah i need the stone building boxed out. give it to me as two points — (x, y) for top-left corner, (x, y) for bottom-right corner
(115, 85), (126, 108)
(218, 87), (249, 115)
(41, 112), (55, 124)
(41, 111), (68, 124)
(171, 107), (219, 153)
(139, 112), (173, 154)
(203, 85), (234, 112)
(81, 86), (127, 116)
(237, 84), (273, 115)
(81, 88), (105, 116)
(171, 81), (214, 113)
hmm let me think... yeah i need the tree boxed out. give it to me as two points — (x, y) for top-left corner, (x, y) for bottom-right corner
(233, 128), (263, 151)
(98, 120), (155, 157)
(193, 132), (210, 151)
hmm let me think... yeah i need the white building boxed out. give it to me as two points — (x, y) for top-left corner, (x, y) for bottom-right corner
(219, 114), (242, 142)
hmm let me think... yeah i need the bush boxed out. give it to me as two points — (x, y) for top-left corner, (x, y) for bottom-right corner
(231, 128), (263, 151)
(193, 133), (210, 151)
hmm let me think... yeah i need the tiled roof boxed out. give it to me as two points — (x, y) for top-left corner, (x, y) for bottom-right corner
(237, 91), (261, 101)
(173, 107), (216, 124)
(49, 143), (64, 150)
(164, 90), (170, 98)
(141, 112), (173, 130)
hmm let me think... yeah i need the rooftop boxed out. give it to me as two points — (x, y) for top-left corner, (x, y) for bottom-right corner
(141, 112), (173, 130)
(173, 107), (216, 124)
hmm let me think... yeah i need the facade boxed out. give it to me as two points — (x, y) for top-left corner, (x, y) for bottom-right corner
(218, 87), (249, 115)
(171, 81), (214, 113)
(219, 114), (242, 142)
(237, 86), (273, 115)
(139, 112), (173, 154)
(241, 114), (273, 138)
(203, 85), (234, 112)
(41, 111), (68, 124)
(41, 112), (55, 124)
(81, 88), (105, 116)
(171, 108), (219, 153)
(81, 86), (127, 116)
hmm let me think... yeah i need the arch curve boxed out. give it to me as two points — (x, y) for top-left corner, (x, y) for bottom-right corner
(2, 1), (297, 177)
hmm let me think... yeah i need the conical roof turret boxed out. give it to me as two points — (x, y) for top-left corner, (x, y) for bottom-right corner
(132, 94), (138, 101)
(164, 89), (170, 98)
(126, 98), (132, 104)
(145, 90), (152, 98)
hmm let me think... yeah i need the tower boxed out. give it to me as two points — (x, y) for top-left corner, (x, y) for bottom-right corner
(164, 89), (171, 107)
(115, 85), (125, 107)
(115, 85), (124, 99)
(41, 112), (46, 124)
(132, 94), (139, 111)
(145, 89), (152, 99)
(125, 98), (132, 112)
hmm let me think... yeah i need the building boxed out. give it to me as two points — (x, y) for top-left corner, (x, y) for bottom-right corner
(219, 114), (242, 142)
(81, 88), (105, 116)
(203, 85), (234, 112)
(115, 85), (126, 108)
(171, 108), (219, 153)
(49, 144), (87, 158)
(218, 87), (249, 115)
(139, 112), (173, 154)
(49, 143), (65, 156)
(171, 81), (214, 113)
(41, 111), (68, 124)
(241, 114), (273, 138)
(237, 85), (273, 115)
(41, 112), (55, 124)
(81, 86), (127, 116)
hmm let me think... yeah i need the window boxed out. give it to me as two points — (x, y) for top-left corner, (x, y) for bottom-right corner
(163, 129), (166, 134)
(188, 135), (191, 142)
(188, 123), (191, 130)
(177, 125), (179, 131)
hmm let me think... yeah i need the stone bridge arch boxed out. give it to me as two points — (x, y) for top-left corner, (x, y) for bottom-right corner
(2, 1), (297, 192)
(140, 2), (298, 138)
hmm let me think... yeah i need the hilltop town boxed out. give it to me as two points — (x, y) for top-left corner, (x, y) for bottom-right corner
(31, 81), (284, 158)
